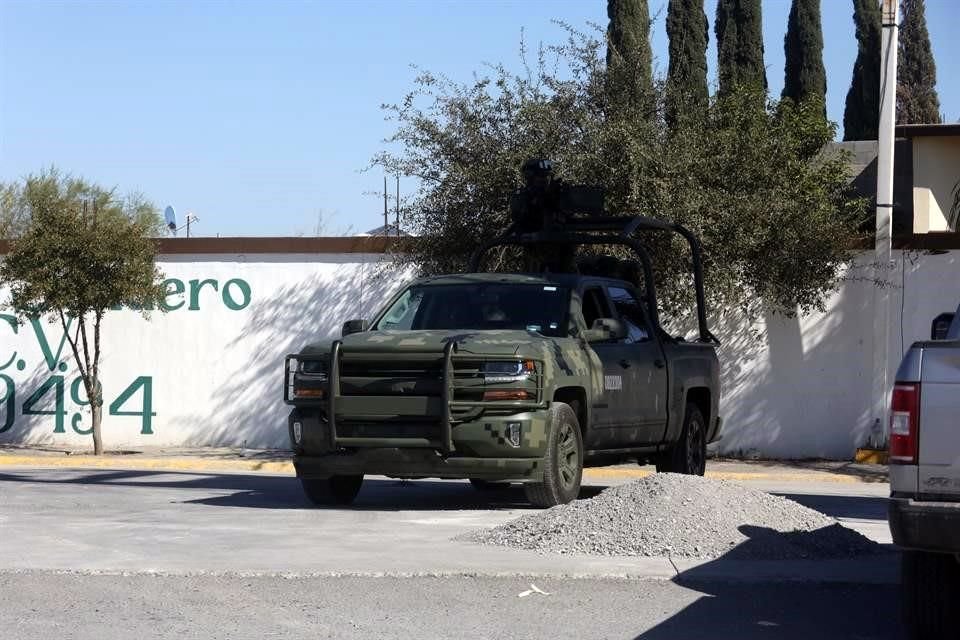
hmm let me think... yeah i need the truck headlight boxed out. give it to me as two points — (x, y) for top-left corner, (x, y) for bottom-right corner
(298, 358), (329, 378)
(293, 358), (328, 399)
(481, 360), (536, 383)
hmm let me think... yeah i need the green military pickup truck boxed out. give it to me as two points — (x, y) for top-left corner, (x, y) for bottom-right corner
(284, 205), (722, 507)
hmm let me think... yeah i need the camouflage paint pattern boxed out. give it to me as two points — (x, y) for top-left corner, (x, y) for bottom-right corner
(288, 272), (719, 481)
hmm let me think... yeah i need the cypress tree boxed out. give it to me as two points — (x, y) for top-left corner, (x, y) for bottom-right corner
(665, 0), (709, 127)
(782, 0), (826, 113)
(715, 0), (767, 95)
(606, 0), (654, 114)
(843, 0), (882, 140)
(897, 0), (941, 124)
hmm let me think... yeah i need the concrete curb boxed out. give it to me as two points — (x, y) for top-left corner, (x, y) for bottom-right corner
(0, 454), (293, 474)
(0, 563), (899, 585)
(584, 467), (865, 484)
(0, 454), (875, 484)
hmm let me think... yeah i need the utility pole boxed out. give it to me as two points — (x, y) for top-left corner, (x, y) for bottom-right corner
(870, 0), (899, 448)
(395, 174), (400, 237)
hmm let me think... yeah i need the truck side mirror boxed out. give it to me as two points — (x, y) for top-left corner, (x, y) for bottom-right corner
(931, 313), (955, 340)
(342, 319), (370, 337)
(582, 318), (627, 343)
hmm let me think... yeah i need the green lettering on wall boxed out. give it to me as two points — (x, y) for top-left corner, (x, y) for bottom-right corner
(0, 314), (19, 371)
(109, 376), (156, 435)
(103, 277), (251, 312)
(222, 278), (252, 311)
(69, 377), (102, 435)
(161, 278), (186, 311)
(0, 374), (14, 433)
(188, 279), (218, 311)
(30, 317), (74, 372)
(23, 375), (66, 433)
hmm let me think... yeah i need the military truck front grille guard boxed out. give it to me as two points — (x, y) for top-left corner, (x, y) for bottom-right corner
(468, 214), (719, 344)
(284, 342), (545, 454)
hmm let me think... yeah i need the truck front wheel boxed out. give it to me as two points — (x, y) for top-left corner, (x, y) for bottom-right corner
(300, 475), (364, 506)
(524, 403), (583, 508)
(656, 402), (706, 476)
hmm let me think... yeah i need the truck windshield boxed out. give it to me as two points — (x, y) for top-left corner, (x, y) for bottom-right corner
(374, 283), (570, 337)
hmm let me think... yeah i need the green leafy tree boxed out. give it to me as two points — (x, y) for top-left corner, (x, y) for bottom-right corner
(373, 28), (867, 320)
(843, 0), (882, 140)
(715, 0), (767, 95)
(782, 0), (826, 115)
(0, 182), (28, 238)
(0, 171), (166, 454)
(897, 0), (941, 124)
(665, 0), (709, 127)
(606, 0), (654, 116)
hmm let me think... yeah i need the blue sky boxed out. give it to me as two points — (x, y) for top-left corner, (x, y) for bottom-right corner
(2, 0), (957, 237)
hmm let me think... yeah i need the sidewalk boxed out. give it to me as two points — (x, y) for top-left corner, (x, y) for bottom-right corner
(0, 444), (888, 484)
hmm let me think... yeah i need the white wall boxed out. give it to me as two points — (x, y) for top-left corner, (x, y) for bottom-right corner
(2, 250), (957, 459)
(714, 250), (960, 459)
(0, 253), (406, 450)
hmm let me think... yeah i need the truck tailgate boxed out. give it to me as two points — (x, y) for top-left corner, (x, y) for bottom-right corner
(919, 346), (960, 497)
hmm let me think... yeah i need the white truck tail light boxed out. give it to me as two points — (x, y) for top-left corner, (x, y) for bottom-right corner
(890, 383), (920, 464)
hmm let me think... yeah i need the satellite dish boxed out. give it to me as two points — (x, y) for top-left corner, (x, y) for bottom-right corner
(164, 206), (177, 235)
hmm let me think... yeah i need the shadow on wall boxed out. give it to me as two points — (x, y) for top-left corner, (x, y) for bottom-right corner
(171, 260), (409, 448)
(0, 362), (74, 447)
(2, 356), (176, 451)
(901, 250), (960, 354)
(713, 262), (878, 460)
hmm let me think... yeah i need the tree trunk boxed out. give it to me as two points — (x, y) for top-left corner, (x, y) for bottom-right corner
(92, 403), (103, 455)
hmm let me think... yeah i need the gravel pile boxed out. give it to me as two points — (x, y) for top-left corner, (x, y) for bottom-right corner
(462, 474), (883, 560)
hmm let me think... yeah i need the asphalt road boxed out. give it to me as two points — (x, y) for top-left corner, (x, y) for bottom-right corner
(0, 573), (900, 640)
(0, 467), (902, 638)
(0, 467), (894, 577)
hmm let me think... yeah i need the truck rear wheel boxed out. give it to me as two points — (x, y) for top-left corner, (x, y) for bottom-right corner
(300, 475), (364, 506)
(524, 403), (583, 508)
(902, 550), (960, 638)
(656, 402), (706, 476)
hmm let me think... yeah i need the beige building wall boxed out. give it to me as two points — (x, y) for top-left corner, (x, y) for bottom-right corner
(913, 135), (960, 233)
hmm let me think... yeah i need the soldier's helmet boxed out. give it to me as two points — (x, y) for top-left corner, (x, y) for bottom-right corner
(521, 158), (554, 188)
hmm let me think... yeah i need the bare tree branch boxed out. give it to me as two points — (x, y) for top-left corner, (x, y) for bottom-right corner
(58, 310), (87, 382)
(92, 311), (103, 405)
(77, 313), (92, 385)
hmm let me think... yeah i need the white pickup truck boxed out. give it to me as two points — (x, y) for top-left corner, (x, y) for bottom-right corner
(889, 306), (960, 638)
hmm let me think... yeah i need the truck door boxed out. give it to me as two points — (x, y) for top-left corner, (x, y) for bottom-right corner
(580, 284), (633, 444)
(606, 285), (669, 446)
